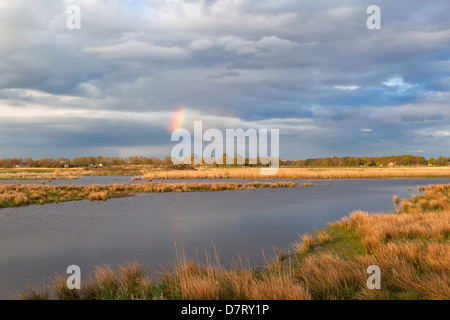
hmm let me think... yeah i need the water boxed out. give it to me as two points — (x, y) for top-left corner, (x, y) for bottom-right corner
(0, 178), (448, 299)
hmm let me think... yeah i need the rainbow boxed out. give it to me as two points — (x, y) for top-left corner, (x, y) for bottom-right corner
(170, 106), (189, 131)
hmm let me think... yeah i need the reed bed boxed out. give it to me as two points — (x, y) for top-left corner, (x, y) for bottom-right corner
(143, 167), (450, 180)
(19, 252), (310, 300)
(5, 166), (450, 181)
(0, 170), (83, 181)
(0, 181), (297, 209)
(18, 262), (156, 300)
(18, 183), (450, 300)
(159, 249), (310, 300)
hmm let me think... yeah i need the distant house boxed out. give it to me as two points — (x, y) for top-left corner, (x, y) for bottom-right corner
(388, 162), (394, 167)
(89, 164), (104, 168)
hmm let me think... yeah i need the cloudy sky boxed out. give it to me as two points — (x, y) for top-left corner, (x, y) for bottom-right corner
(1, 0), (450, 160)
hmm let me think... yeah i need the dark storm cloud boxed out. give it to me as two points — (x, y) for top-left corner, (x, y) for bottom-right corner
(0, 0), (450, 158)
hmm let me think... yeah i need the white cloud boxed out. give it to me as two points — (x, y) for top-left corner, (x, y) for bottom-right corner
(217, 35), (298, 56)
(436, 131), (450, 137)
(188, 39), (215, 51)
(334, 85), (360, 90)
(83, 41), (189, 60)
(407, 149), (425, 153)
(383, 77), (407, 87)
(382, 77), (414, 93)
(1, 0), (450, 158)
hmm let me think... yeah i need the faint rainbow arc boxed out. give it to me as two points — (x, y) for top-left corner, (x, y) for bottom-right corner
(170, 107), (189, 131)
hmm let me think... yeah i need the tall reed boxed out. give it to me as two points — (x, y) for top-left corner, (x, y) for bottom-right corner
(143, 167), (450, 180)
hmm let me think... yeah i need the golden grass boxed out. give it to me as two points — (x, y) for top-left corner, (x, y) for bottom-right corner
(320, 184), (450, 299)
(88, 191), (108, 201)
(143, 167), (450, 180)
(18, 262), (155, 300)
(291, 233), (316, 255)
(317, 231), (333, 244)
(0, 170), (83, 181)
(160, 250), (311, 300)
(51, 274), (81, 300)
(295, 253), (366, 300)
(16, 285), (50, 300)
(345, 210), (450, 253)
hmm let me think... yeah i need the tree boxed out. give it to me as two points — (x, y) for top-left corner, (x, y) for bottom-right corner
(162, 156), (174, 167)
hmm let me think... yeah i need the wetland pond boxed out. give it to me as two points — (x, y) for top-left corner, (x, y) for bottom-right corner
(1, 178), (449, 298)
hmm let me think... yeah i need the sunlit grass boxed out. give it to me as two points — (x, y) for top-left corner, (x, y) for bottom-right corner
(4, 166), (450, 181)
(143, 167), (450, 180)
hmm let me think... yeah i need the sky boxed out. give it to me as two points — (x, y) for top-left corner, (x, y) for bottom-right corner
(0, 0), (450, 160)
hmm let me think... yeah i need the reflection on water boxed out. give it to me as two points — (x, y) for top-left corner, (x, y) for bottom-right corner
(0, 178), (449, 299)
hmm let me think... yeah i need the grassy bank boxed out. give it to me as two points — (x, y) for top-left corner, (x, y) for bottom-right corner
(0, 168), (84, 180)
(0, 181), (298, 209)
(4, 166), (450, 181)
(18, 184), (450, 300)
(0, 166), (148, 180)
(143, 167), (450, 180)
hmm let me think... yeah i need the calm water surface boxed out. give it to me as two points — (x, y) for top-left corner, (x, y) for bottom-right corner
(0, 178), (449, 299)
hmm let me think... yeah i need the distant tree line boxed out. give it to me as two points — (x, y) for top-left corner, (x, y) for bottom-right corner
(282, 155), (450, 167)
(0, 156), (165, 168)
(1, 154), (449, 168)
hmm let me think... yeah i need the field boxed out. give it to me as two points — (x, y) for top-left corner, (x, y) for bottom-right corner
(18, 183), (450, 300)
(0, 167), (143, 180)
(3, 166), (450, 181)
(143, 167), (450, 180)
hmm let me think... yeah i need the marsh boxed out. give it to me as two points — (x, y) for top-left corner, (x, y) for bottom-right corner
(1, 178), (449, 299)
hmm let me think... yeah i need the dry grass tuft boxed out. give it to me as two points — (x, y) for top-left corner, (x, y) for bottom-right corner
(295, 253), (367, 300)
(291, 233), (316, 255)
(160, 252), (310, 300)
(17, 285), (50, 300)
(317, 231), (333, 244)
(88, 191), (108, 201)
